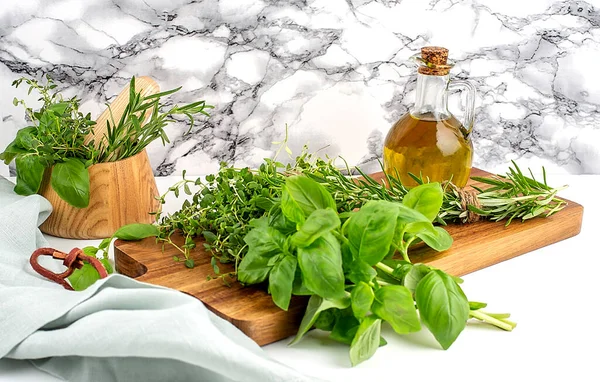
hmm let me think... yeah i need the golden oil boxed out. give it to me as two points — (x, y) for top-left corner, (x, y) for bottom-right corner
(383, 112), (472, 187)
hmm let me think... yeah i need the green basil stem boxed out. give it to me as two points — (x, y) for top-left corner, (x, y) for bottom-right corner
(375, 263), (395, 275)
(391, 242), (411, 263)
(469, 309), (516, 331)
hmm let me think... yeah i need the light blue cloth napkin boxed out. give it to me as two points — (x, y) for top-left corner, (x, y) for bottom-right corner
(0, 177), (313, 382)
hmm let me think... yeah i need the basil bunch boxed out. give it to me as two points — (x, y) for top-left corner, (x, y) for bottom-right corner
(238, 176), (515, 366)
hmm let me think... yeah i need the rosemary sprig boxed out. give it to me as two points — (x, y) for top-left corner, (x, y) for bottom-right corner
(97, 77), (213, 162)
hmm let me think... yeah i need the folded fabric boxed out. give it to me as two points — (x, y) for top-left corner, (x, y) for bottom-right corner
(0, 177), (313, 382)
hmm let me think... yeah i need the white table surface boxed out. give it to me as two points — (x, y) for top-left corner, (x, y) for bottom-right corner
(1, 174), (599, 382)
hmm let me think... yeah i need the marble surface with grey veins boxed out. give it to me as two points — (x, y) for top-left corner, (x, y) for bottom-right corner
(1, 0), (600, 178)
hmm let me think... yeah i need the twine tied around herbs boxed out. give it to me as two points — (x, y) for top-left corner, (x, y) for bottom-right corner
(443, 181), (482, 224)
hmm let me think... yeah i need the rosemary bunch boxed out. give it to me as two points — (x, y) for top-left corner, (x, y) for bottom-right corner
(156, 147), (567, 270)
(97, 77), (213, 162)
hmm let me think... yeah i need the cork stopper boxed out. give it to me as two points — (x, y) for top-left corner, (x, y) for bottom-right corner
(418, 46), (451, 76)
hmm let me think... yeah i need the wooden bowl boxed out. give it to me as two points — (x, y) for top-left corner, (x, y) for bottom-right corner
(39, 149), (160, 239)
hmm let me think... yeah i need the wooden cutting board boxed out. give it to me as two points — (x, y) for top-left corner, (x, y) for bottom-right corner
(114, 168), (583, 346)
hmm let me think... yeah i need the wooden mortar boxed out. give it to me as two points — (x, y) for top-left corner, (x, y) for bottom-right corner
(39, 77), (162, 239)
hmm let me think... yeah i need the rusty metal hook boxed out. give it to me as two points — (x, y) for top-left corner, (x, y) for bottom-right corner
(30, 247), (108, 290)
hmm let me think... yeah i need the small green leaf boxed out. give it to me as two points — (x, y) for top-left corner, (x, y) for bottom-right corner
(98, 238), (112, 250)
(416, 270), (470, 349)
(81, 246), (99, 256)
(269, 255), (298, 311)
(210, 257), (219, 274)
(469, 301), (487, 310)
(351, 282), (374, 319)
(349, 316), (381, 366)
(113, 223), (159, 240)
(202, 230), (218, 243)
(371, 285), (421, 334)
(50, 158), (90, 208)
(185, 259), (195, 269)
(291, 208), (340, 247)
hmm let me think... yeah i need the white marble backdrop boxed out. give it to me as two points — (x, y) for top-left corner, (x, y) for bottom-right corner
(1, 0), (600, 177)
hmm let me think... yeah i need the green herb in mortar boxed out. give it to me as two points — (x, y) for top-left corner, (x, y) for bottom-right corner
(0, 76), (212, 208)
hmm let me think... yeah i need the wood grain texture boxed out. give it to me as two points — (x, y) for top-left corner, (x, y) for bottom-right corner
(39, 149), (160, 239)
(114, 168), (583, 346)
(84, 76), (160, 149)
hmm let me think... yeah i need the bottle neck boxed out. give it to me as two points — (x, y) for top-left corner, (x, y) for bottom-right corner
(411, 73), (450, 119)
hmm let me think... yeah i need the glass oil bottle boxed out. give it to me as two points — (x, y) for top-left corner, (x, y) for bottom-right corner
(383, 46), (476, 188)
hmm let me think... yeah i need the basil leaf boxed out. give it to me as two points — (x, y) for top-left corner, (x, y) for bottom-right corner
(268, 255), (297, 311)
(15, 127), (37, 149)
(291, 208), (340, 247)
(50, 158), (90, 208)
(14, 155), (45, 195)
(330, 313), (360, 345)
(0, 139), (28, 164)
(415, 270), (470, 350)
(415, 226), (453, 252)
(314, 308), (338, 331)
(281, 176), (336, 224)
(244, 227), (286, 255)
(347, 259), (377, 284)
(113, 223), (159, 240)
(347, 201), (399, 265)
(290, 294), (350, 345)
(68, 263), (103, 291)
(237, 248), (277, 285)
(268, 205), (297, 235)
(371, 285), (421, 334)
(402, 263), (431, 294)
(351, 282), (374, 319)
(402, 182), (443, 222)
(292, 266), (312, 296)
(349, 316), (381, 366)
(297, 232), (345, 300)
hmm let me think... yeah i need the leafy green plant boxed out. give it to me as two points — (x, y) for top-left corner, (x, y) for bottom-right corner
(0, 76), (212, 208)
(237, 176), (515, 365)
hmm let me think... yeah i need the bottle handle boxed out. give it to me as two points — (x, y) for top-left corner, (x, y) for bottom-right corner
(447, 79), (476, 138)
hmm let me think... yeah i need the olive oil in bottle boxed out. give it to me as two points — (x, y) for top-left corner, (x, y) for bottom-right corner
(383, 47), (476, 188)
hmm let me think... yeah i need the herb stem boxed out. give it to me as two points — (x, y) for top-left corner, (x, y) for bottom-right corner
(375, 262), (394, 275)
(469, 309), (516, 331)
